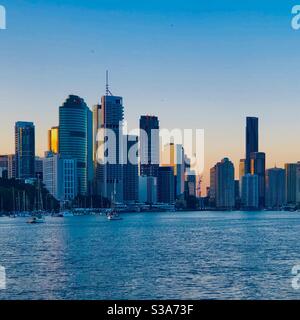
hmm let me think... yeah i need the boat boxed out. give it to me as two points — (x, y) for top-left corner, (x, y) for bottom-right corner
(107, 182), (123, 221)
(27, 216), (45, 224)
(62, 211), (74, 217)
(107, 212), (123, 221)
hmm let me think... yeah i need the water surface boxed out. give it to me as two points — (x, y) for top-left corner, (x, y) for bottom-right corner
(0, 211), (300, 300)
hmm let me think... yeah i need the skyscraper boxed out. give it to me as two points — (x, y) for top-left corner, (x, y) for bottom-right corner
(250, 152), (266, 207)
(285, 163), (297, 205)
(7, 155), (16, 179)
(48, 126), (59, 154)
(43, 152), (77, 202)
(209, 166), (217, 207)
(15, 121), (35, 179)
(94, 85), (124, 203)
(265, 167), (286, 209)
(157, 166), (175, 204)
(245, 117), (258, 173)
(123, 135), (139, 203)
(139, 176), (157, 204)
(161, 143), (185, 198)
(139, 115), (159, 177)
(59, 95), (93, 196)
(35, 157), (44, 181)
(93, 103), (102, 195)
(214, 158), (235, 210)
(0, 155), (8, 179)
(241, 174), (259, 209)
(239, 159), (246, 197)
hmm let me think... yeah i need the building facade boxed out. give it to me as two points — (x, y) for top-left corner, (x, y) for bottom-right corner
(157, 166), (175, 204)
(123, 135), (139, 203)
(214, 158), (235, 210)
(59, 95), (93, 196)
(94, 94), (124, 203)
(285, 163), (297, 205)
(250, 152), (266, 208)
(265, 167), (286, 209)
(48, 126), (59, 154)
(43, 152), (77, 202)
(139, 115), (159, 177)
(241, 174), (259, 209)
(139, 176), (157, 204)
(15, 121), (35, 179)
(245, 117), (258, 173)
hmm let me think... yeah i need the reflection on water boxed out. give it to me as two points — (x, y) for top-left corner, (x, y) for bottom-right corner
(0, 211), (300, 300)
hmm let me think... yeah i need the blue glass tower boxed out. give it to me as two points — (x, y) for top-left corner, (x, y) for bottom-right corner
(246, 117), (259, 173)
(15, 121), (35, 179)
(59, 95), (93, 196)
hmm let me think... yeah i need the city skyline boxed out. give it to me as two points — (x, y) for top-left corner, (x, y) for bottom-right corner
(1, 0), (300, 192)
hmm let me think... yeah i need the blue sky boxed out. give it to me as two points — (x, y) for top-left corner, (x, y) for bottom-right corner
(1, 0), (300, 187)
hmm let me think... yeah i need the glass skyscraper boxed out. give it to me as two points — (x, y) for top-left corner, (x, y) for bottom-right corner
(245, 117), (259, 173)
(15, 121), (35, 179)
(59, 95), (93, 196)
(250, 152), (266, 208)
(94, 94), (124, 202)
(139, 115), (159, 177)
(265, 167), (286, 209)
(48, 126), (59, 154)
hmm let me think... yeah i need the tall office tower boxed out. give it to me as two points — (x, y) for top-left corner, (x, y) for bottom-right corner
(0, 155), (8, 179)
(139, 115), (159, 177)
(285, 163), (297, 205)
(15, 122), (35, 179)
(250, 152), (266, 208)
(161, 143), (185, 198)
(7, 155), (16, 179)
(43, 152), (77, 202)
(209, 166), (217, 207)
(265, 167), (286, 209)
(123, 135), (139, 203)
(157, 166), (175, 204)
(239, 159), (246, 197)
(214, 158), (235, 210)
(245, 117), (258, 173)
(35, 157), (44, 181)
(59, 95), (93, 196)
(48, 126), (59, 154)
(0, 155), (8, 170)
(185, 171), (197, 197)
(93, 103), (102, 195)
(234, 180), (240, 205)
(139, 176), (157, 204)
(95, 81), (124, 203)
(241, 174), (259, 209)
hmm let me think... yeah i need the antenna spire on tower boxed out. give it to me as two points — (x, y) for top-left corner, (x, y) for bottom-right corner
(106, 70), (113, 96)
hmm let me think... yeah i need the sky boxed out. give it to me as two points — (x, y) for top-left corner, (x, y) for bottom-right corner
(1, 0), (300, 192)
